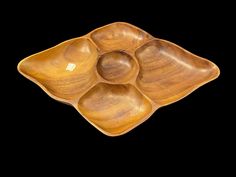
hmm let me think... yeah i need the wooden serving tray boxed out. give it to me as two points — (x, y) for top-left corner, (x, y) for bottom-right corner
(17, 22), (220, 136)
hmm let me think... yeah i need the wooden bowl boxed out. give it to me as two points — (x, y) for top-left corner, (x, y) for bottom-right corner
(17, 22), (220, 136)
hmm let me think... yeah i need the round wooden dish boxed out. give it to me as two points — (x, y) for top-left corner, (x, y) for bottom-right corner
(17, 22), (220, 136)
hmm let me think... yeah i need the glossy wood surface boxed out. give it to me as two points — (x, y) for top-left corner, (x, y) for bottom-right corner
(17, 22), (220, 136)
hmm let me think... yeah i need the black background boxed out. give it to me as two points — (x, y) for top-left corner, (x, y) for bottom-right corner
(3, 1), (233, 171)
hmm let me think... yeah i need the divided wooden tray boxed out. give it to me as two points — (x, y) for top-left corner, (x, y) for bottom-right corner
(17, 22), (220, 136)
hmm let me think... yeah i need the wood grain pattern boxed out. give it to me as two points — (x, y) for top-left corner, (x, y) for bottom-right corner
(17, 22), (220, 136)
(19, 38), (98, 100)
(91, 22), (152, 52)
(135, 40), (220, 106)
(77, 83), (152, 136)
(97, 51), (138, 83)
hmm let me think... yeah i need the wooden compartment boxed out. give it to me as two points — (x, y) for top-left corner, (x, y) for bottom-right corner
(17, 22), (220, 136)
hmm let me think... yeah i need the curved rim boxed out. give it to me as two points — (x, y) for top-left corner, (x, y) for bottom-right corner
(17, 22), (220, 136)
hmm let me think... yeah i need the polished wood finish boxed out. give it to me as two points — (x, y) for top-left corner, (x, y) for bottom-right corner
(97, 51), (138, 84)
(17, 22), (220, 136)
(77, 83), (152, 135)
(135, 40), (219, 106)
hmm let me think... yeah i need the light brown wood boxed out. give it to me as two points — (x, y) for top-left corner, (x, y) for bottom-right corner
(135, 40), (220, 106)
(97, 51), (138, 84)
(17, 22), (220, 136)
(77, 83), (152, 135)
